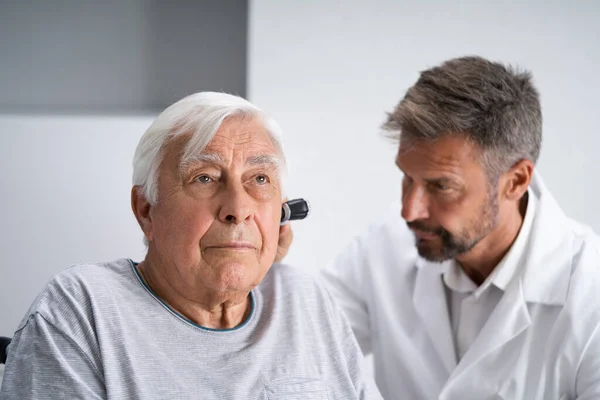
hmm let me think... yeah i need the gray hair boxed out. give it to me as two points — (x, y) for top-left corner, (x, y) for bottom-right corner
(132, 92), (287, 205)
(383, 56), (542, 178)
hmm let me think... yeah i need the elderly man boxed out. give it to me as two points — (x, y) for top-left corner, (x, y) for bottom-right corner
(0, 92), (382, 399)
(277, 56), (600, 399)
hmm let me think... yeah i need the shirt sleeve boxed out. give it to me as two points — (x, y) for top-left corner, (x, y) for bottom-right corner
(0, 313), (105, 400)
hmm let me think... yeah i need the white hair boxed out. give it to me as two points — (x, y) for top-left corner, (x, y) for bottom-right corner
(132, 92), (287, 205)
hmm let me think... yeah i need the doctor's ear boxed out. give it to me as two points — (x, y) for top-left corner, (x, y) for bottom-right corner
(501, 159), (534, 201)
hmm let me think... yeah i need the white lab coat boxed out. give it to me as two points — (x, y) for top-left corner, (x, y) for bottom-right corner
(322, 173), (600, 400)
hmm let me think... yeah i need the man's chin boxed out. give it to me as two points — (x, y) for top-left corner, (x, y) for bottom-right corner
(416, 240), (450, 263)
(206, 257), (270, 290)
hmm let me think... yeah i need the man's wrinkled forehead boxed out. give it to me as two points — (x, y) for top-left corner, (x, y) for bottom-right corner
(185, 117), (278, 162)
(203, 133), (276, 159)
(209, 116), (273, 146)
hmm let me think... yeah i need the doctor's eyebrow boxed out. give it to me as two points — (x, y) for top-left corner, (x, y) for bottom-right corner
(424, 177), (457, 185)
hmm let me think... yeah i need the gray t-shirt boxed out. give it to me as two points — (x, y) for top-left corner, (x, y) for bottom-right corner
(0, 259), (382, 399)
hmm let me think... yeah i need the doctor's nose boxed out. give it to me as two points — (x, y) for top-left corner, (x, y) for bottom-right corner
(401, 185), (430, 222)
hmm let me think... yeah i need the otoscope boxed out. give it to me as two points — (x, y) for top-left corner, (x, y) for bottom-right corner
(281, 198), (311, 225)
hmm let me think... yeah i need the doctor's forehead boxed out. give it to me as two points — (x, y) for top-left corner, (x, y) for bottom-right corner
(396, 135), (482, 173)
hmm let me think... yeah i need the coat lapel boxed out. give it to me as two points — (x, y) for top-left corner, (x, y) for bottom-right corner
(413, 258), (457, 374)
(442, 277), (532, 393)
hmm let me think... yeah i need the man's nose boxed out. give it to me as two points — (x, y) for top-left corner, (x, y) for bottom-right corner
(218, 182), (255, 224)
(401, 184), (430, 222)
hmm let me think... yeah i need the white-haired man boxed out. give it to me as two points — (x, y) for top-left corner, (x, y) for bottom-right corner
(0, 92), (382, 399)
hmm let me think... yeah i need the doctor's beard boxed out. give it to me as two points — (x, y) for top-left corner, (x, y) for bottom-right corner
(407, 187), (499, 263)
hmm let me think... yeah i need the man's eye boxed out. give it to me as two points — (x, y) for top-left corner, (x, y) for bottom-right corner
(195, 175), (212, 184)
(433, 182), (450, 191)
(255, 175), (268, 185)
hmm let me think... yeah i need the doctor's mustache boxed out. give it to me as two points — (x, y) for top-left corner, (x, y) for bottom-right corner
(406, 221), (447, 236)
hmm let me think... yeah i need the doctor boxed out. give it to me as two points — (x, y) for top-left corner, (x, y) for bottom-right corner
(277, 56), (600, 399)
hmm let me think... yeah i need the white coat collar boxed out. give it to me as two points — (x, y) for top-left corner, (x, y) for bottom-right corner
(442, 187), (538, 299)
(519, 171), (573, 306)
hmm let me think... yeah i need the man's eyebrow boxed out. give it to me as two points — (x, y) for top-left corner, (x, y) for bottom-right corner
(179, 153), (225, 172)
(246, 154), (281, 168)
(179, 153), (281, 174)
(423, 176), (460, 186)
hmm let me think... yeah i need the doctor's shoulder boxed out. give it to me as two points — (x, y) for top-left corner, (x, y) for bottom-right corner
(562, 219), (600, 315)
(566, 218), (600, 274)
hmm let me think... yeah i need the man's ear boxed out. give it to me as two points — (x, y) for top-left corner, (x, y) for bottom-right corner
(502, 159), (534, 201)
(131, 186), (154, 243)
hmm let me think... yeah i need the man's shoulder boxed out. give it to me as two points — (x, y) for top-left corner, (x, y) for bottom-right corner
(17, 259), (136, 330)
(562, 216), (600, 274)
(47, 258), (136, 298)
(553, 221), (600, 327)
(260, 264), (352, 329)
(262, 263), (327, 295)
(568, 224), (600, 287)
(56, 257), (133, 280)
(261, 263), (344, 311)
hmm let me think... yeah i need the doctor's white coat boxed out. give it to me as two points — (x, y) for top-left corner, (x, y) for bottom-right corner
(322, 173), (600, 400)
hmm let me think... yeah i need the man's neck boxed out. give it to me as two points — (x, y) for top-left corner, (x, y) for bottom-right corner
(137, 259), (252, 330)
(456, 195), (528, 286)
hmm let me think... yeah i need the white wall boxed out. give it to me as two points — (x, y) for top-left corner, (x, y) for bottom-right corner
(248, 0), (600, 275)
(0, 115), (152, 336)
